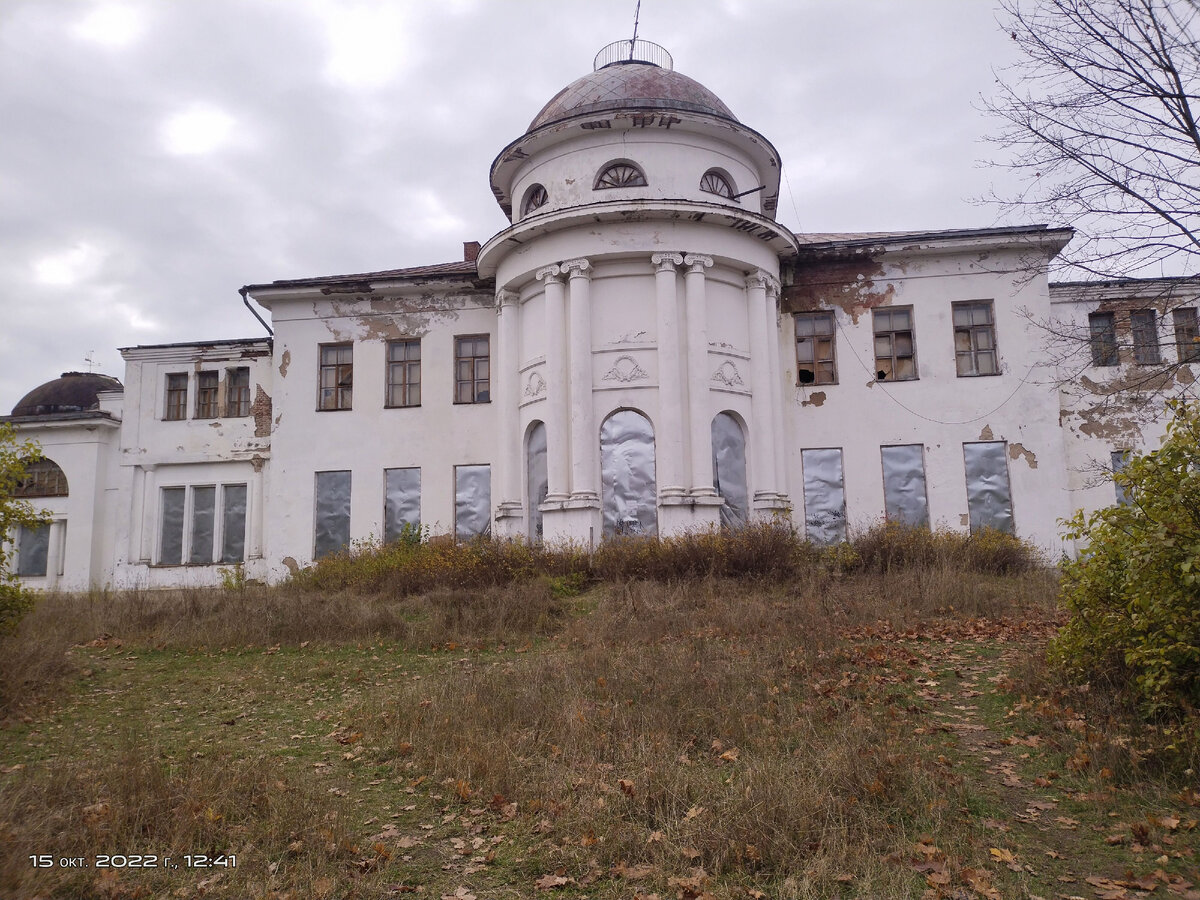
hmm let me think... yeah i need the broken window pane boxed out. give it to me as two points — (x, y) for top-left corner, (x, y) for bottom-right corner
(711, 413), (748, 529)
(15, 458), (68, 498)
(160, 486), (186, 565)
(601, 410), (658, 538)
(801, 448), (846, 545)
(221, 484), (247, 563)
(952, 300), (998, 377)
(1173, 308), (1200, 362)
(455, 465), (491, 540)
(880, 444), (929, 528)
(526, 422), (548, 542)
(314, 470), (351, 559)
(794, 311), (837, 385)
(1089, 313), (1118, 366)
(384, 468), (421, 543)
(1111, 449), (1131, 506)
(190, 485), (216, 564)
(963, 442), (1014, 534)
(1131, 309), (1161, 364)
(872, 307), (917, 381)
(16, 524), (49, 576)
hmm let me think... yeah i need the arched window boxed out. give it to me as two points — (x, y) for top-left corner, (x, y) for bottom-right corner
(15, 458), (68, 498)
(594, 161), (647, 190)
(526, 421), (548, 542)
(599, 409), (657, 537)
(521, 183), (548, 216)
(711, 413), (748, 529)
(699, 169), (734, 199)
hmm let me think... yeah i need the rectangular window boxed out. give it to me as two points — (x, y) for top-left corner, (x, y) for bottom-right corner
(165, 373), (188, 420)
(1131, 309), (1160, 365)
(226, 367), (251, 417)
(952, 300), (999, 376)
(1111, 449), (1131, 506)
(1174, 308), (1200, 363)
(319, 344), (353, 411)
(221, 484), (248, 563)
(386, 339), (421, 407)
(159, 486), (186, 565)
(963, 442), (1014, 534)
(16, 524), (50, 577)
(195, 371), (220, 419)
(454, 464), (491, 539)
(454, 335), (490, 403)
(384, 468), (421, 543)
(794, 311), (837, 385)
(189, 485), (216, 564)
(314, 470), (351, 559)
(801, 448), (847, 545)
(1089, 312), (1118, 366)
(872, 307), (917, 381)
(880, 444), (929, 528)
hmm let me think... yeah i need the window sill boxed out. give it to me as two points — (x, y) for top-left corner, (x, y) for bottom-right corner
(384, 404), (422, 410)
(453, 399), (492, 406)
(955, 372), (1002, 378)
(316, 407), (353, 412)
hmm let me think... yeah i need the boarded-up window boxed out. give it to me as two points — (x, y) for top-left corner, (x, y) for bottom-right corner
(801, 448), (847, 545)
(384, 468), (421, 543)
(314, 471), (351, 559)
(221, 484), (247, 563)
(16, 524), (49, 577)
(454, 465), (491, 540)
(189, 486), (216, 564)
(1111, 449), (1131, 506)
(600, 410), (657, 538)
(160, 487), (186, 565)
(880, 444), (929, 527)
(526, 423), (548, 541)
(711, 413), (748, 529)
(963, 442), (1014, 534)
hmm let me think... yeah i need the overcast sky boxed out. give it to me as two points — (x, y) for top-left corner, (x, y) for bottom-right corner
(0, 0), (1029, 413)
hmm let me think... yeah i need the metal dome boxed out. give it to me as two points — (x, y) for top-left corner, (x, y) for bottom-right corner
(11, 372), (123, 416)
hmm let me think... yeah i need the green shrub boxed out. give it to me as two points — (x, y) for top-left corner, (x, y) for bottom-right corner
(1051, 400), (1200, 713)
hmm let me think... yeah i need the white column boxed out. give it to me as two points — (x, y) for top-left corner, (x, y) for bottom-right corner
(652, 252), (687, 499)
(495, 289), (522, 516)
(250, 456), (265, 559)
(137, 464), (157, 563)
(128, 464), (146, 561)
(562, 259), (598, 501)
(538, 265), (570, 503)
(684, 254), (717, 498)
(46, 518), (64, 586)
(765, 277), (790, 501)
(746, 271), (779, 502)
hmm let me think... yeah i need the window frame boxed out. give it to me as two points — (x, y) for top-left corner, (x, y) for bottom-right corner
(225, 366), (251, 417)
(794, 311), (838, 385)
(871, 306), (918, 382)
(952, 300), (1000, 377)
(1174, 307), (1200, 363)
(164, 373), (188, 421)
(156, 482), (248, 567)
(14, 458), (68, 498)
(1089, 312), (1118, 367)
(699, 169), (735, 199)
(195, 370), (220, 419)
(385, 338), (422, 408)
(454, 334), (491, 405)
(521, 183), (548, 216)
(318, 342), (354, 411)
(1130, 309), (1161, 365)
(594, 160), (647, 190)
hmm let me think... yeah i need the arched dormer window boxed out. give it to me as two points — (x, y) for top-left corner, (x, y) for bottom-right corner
(595, 161), (647, 190)
(15, 458), (68, 498)
(700, 169), (735, 199)
(521, 183), (548, 216)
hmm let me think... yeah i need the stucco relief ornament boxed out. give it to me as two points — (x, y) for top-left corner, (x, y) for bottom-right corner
(524, 372), (546, 398)
(712, 360), (745, 388)
(602, 355), (649, 383)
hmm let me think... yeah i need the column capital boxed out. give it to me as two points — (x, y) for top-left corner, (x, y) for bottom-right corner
(745, 268), (781, 295)
(683, 254), (713, 273)
(561, 258), (592, 279)
(651, 252), (684, 272)
(496, 288), (520, 307)
(535, 264), (563, 282)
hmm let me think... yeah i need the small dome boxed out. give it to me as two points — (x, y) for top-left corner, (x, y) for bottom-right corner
(528, 59), (738, 133)
(11, 372), (123, 416)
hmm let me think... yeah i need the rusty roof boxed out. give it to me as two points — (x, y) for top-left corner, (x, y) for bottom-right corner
(245, 259), (482, 292)
(528, 61), (737, 132)
(11, 372), (122, 417)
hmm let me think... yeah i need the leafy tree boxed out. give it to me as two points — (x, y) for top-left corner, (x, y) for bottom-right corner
(0, 423), (47, 631)
(1052, 400), (1200, 711)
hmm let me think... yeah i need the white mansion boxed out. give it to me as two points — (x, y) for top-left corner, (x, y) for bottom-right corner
(5, 41), (1196, 590)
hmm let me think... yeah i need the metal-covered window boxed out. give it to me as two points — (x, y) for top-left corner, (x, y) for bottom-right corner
(963, 442), (1014, 534)
(221, 484), (247, 563)
(15, 458), (68, 498)
(526, 423), (548, 542)
(1131, 309), (1161, 365)
(454, 335), (490, 404)
(319, 343), (353, 411)
(16, 524), (50, 577)
(158, 483), (247, 566)
(1174, 308), (1200, 362)
(801, 448), (847, 545)
(383, 467), (421, 543)
(189, 486), (216, 564)
(699, 169), (734, 199)
(1111, 449), (1131, 505)
(386, 340), (421, 408)
(711, 413), (748, 529)
(454, 465), (491, 540)
(165, 373), (188, 420)
(1089, 312), (1118, 366)
(952, 300), (999, 376)
(226, 367), (251, 417)
(595, 161), (647, 189)
(196, 371), (220, 419)
(600, 410), (658, 538)
(880, 444), (929, 528)
(314, 470), (351, 559)
(872, 307), (917, 381)
(795, 311), (837, 385)
(159, 486), (186, 565)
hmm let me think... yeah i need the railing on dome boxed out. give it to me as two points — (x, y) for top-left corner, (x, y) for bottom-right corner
(593, 39), (673, 72)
